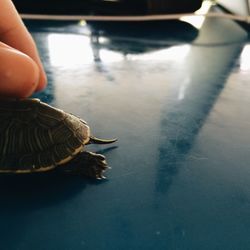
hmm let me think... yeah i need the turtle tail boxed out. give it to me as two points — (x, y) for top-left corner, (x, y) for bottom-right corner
(88, 136), (117, 145)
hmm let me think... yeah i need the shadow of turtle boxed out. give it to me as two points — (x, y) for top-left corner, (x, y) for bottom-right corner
(0, 171), (104, 248)
(0, 172), (87, 211)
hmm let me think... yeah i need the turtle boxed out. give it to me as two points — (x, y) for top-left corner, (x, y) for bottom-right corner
(0, 98), (117, 179)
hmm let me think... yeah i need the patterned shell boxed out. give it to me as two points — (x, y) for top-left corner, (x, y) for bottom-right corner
(0, 98), (90, 173)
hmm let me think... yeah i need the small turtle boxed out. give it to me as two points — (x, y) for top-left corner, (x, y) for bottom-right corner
(0, 98), (117, 179)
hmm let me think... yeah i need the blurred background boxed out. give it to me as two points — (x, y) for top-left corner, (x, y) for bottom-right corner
(13, 0), (203, 15)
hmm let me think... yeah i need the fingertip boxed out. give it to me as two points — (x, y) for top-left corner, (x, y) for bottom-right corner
(35, 70), (47, 92)
(13, 55), (40, 98)
(0, 47), (40, 98)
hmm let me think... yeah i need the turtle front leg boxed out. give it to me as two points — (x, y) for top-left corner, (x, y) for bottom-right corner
(64, 151), (109, 179)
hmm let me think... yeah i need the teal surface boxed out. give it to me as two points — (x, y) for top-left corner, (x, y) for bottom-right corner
(2, 15), (250, 250)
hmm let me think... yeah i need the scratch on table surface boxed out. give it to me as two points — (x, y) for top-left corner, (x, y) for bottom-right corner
(187, 154), (208, 161)
(114, 170), (139, 179)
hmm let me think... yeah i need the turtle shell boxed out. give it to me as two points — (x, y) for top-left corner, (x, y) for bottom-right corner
(0, 98), (90, 173)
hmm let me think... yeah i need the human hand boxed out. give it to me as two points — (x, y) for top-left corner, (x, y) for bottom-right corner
(0, 0), (47, 98)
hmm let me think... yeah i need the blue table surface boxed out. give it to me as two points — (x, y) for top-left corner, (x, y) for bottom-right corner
(2, 13), (250, 250)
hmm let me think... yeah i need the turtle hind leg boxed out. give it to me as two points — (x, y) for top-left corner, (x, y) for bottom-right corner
(63, 151), (109, 179)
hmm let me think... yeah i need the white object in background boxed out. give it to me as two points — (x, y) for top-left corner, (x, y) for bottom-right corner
(217, 0), (250, 16)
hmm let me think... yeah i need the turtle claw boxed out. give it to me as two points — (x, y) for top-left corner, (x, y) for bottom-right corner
(79, 151), (109, 179)
(96, 174), (107, 180)
(64, 151), (111, 179)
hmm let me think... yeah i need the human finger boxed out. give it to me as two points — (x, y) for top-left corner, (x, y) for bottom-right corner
(0, 0), (47, 91)
(0, 41), (40, 98)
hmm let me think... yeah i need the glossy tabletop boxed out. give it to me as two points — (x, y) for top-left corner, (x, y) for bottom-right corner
(2, 8), (250, 250)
